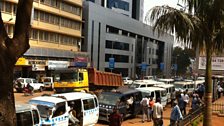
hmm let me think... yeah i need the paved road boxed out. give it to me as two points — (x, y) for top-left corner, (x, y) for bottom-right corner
(14, 91), (224, 126)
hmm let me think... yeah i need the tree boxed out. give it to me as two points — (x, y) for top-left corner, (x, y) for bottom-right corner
(172, 47), (195, 76)
(0, 0), (33, 125)
(145, 0), (224, 126)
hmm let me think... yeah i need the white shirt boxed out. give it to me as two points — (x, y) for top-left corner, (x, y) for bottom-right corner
(140, 97), (149, 107)
(182, 94), (189, 103)
(153, 102), (163, 118)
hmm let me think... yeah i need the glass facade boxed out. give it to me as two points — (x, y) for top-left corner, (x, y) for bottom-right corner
(107, 0), (129, 11)
(105, 40), (129, 51)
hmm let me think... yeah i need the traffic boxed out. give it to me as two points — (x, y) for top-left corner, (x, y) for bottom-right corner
(14, 68), (224, 126)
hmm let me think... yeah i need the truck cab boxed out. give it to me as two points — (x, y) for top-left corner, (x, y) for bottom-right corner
(53, 68), (89, 93)
(16, 104), (41, 126)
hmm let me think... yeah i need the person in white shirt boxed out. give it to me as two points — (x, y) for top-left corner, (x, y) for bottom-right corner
(182, 89), (189, 116)
(153, 98), (163, 126)
(140, 96), (150, 123)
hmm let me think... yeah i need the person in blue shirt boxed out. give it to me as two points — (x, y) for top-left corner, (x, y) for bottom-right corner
(170, 100), (183, 126)
(177, 94), (185, 116)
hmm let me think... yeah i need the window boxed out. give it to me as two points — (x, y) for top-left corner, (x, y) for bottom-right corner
(94, 97), (98, 107)
(78, 73), (83, 81)
(52, 102), (66, 117)
(105, 54), (129, 63)
(83, 99), (95, 110)
(34, 10), (38, 20)
(32, 110), (40, 124)
(0, 1), (4, 11)
(140, 84), (146, 88)
(16, 111), (32, 126)
(5, 2), (11, 13)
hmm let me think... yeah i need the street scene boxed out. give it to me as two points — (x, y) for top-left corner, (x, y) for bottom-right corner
(1, 0), (224, 126)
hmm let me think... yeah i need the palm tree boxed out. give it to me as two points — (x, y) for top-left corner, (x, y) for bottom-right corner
(145, 0), (224, 126)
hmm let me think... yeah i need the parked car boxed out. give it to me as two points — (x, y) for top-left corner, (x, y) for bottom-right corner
(98, 87), (142, 122)
(14, 78), (45, 92)
(40, 77), (54, 90)
(122, 77), (133, 85)
(16, 104), (41, 126)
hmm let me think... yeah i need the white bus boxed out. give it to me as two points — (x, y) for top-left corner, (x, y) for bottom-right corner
(154, 84), (175, 103)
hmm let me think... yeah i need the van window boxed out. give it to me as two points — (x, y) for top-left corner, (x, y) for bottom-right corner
(151, 92), (155, 97)
(140, 84), (146, 88)
(155, 91), (161, 98)
(189, 84), (194, 88)
(83, 99), (95, 110)
(161, 90), (167, 97)
(26, 79), (31, 84)
(52, 102), (66, 117)
(94, 97), (98, 107)
(32, 110), (39, 125)
(16, 111), (33, 126)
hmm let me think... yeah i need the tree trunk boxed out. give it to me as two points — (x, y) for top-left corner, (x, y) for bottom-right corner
(203, 45), (212, 126)
(0, 0), (33, 125)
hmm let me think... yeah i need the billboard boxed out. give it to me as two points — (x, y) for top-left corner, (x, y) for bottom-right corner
(198, 57), (224, 70)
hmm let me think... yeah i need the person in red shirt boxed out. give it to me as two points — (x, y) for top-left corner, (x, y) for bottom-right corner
(149, 96), (155, 121)
(109, 107), (122, 126)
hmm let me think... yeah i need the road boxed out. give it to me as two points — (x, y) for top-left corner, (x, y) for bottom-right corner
(14, 91), (224, 126)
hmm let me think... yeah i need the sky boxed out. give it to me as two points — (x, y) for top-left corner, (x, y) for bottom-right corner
(143, 0), (182, 47)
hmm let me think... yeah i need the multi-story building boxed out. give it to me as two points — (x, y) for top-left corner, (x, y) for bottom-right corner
(1, 0), (86, 79)
(85, 0), (144, 21)
(82, 1), (173, 78)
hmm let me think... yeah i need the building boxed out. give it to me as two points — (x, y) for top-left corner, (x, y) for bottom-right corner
(85, 0), (144, 21)
(83, 1), (174, 78)
(1, 0), (86, 79)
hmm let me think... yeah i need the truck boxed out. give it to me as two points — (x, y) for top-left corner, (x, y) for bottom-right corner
(53, 67), (123, 93)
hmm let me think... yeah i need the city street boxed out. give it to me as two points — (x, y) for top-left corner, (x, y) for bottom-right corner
(14, 91), (224, 126)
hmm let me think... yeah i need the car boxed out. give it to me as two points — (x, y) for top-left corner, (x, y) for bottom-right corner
(122, 77), (133, 85)
(14, 78), (45, 92)
(40, 77), (54, 90)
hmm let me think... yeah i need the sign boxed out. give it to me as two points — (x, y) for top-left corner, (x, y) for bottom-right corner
(160, 63), (164, 71)
(109, 58), (115, 69)
(141, 62), (147, 71)
(173, 64), (178, 71)
(48, 60), (69, 70)
(32, 64), (45, 71)
(199, 57), (224, 70)
(15, 58), (28, 66)
(70, 62), (87, 67)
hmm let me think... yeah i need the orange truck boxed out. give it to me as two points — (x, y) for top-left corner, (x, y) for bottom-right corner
(53, 68), (123, 93)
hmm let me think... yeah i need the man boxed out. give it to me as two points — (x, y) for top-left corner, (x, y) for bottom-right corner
(170, 100), (183, 126)
(182, 90), (189, 116)
(69, 102), (79, 126)
(109, 107), (122, 126)
(149, 96), (155, 122)
(153, 98), (163, 126)
(140, 96), (150, 123)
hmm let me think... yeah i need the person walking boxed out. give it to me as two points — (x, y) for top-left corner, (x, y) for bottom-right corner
(109, 107), (122, 126)
(149, 96), (155, 122)
(177, 94), (185, 116)
(170, 101), (183, 126)
(140, 96), (150, 123)
(153, 98), (163, 126)
(182, 90), (189, 116)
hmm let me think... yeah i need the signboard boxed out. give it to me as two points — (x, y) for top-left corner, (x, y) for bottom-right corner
(199, 57), (224, 70)
(15, 58), (28, 66)
(32, 64), (45, 71)
(48, 60), (69, 70)
(141, 62), (147, 71)
(160, 63), (164, 71)
(72, 56), (88, 67)
(109, 58), (115, 70)
(173, 64), (178, 71)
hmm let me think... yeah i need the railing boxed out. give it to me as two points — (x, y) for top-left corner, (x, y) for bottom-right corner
(178, 106), (204, 126)
(212, 102), (224, 114)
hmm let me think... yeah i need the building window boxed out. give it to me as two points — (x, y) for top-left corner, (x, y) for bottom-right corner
(61, 2), (81, 16)
(105, 54), (129, 63)
(5, 2), (11, 13)
(107, 0), (129, 11)
(105, 40), (129, 51)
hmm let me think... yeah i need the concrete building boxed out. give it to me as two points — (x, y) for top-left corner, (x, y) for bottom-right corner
(85, 0), (144, 21)
(83, 1), (174, 78)
(1, 0), (86, 78)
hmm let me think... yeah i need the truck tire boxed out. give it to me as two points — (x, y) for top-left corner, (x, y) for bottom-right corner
(39, 86), (44, 92)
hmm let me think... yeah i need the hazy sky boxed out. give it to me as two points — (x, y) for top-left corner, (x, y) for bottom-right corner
(143, 0), (182, 47)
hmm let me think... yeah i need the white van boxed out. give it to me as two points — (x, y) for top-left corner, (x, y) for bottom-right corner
(130, 80), (163, 88)
(157, 79), (174, 84)
(53, 92), (99, 126)
(154, 84), (175, 103)
(16, 104), (41, 126)
(29, 96), (69, 126)
(174, 81), (195, 93)
(136, 87), (168, 107)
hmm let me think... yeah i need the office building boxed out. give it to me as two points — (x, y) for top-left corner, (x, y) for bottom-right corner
(1, 0), (85, 78)
(83, 1), (173, 78)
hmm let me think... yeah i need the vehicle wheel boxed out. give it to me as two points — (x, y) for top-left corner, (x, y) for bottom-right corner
(39, 86), (44, 92)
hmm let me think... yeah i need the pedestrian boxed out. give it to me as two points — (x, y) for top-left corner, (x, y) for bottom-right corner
(217, 84), (223, 98)
(191, 95), (199, 112)
(149, 96), (155, 122)
(170, 100), (183, 126)
(182, 90), (189, 116)
(171, 90), (176, 107)
(140, 95), (150, 123)
(109, 107), (122, 126)
(153, 98), (163, 126)
(69, 105), (79, 126)
(177, 94), (185, 116)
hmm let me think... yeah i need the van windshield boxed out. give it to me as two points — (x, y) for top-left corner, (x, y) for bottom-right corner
(129, 83), (140, 88)
(174, 84), (183, 89)
(37, 105), (53, 118)
(16, 111), (33, 126)
(98, 93), (120, 105)
(161, 90), (167, 97)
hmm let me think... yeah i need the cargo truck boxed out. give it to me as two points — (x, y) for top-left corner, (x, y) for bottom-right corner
(53, 68), (123, 93)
